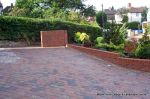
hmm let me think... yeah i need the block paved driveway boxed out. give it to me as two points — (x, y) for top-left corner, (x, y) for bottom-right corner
(0, 47), (150, 99)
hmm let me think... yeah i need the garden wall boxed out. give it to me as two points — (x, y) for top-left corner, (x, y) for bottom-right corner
(68, 44), (150, 72)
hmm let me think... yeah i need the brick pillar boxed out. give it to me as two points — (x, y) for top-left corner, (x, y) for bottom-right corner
(41, 30), (68, 47)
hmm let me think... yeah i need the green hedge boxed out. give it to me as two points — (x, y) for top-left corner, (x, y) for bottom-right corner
(0, 16), (102, 43)
(126, 21), (141, 30)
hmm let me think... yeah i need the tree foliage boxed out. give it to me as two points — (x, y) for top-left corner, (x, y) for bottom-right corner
(117, 7), (129, 14)
(9, 0), (95, 23)
(81, 5), (96, 17)
(142, 7), (148, 22)
(96, 11), (107, 28)
(15, 0), (86, 11)
(103, 22), (128, 45)
(122, 15), (128, 23)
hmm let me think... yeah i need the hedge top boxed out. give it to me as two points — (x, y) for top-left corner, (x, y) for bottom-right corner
(0, 16), (102, 43)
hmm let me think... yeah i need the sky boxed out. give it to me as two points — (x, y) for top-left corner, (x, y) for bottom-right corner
(84, 0), (150, 10)
(0, 0), (150, 10)
(0, 0), (16, 8)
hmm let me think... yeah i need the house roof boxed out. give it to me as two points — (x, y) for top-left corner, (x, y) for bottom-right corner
(104, 9), (116, 20)
(129, 7), (144, 13)
(104, 9), (117, 15)
(3, 3), (13, 13)
(0, 1), (3, 8)
(3, 6), (13, 13)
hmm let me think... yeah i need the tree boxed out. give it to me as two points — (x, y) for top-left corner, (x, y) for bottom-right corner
(81, 5), (96, 17)
(10, 0), (91, 20)
(10, 0), (99, 24)
(122, 15), (128, 23)
(142, 7), (148, 22)
(96, 11), (107, 28)
(117, 7), (129, 15)
(11, 0), (45, 18)
(9, 7), (30, 17)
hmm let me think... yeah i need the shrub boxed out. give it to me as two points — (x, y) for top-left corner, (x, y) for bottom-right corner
(103, 22), (127, 45)
(95, 36), (124, 52)
(111, 23), (127, 45)
(95, 37), (104, 44)
(134, 28), (150, 59)
(127, 21), (141, 30)
(95, 42), (124, 52)
(124, 40), (137, 54)
(79, 33), (90, 44)
(0, 16), (102, 43)
(74, 32), (90, 44)
(135, 43), (150, 59)
(74, 32), (81, 44)
(148, 25), (150, 33)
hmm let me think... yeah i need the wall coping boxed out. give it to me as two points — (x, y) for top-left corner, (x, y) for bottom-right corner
(119, 57), (150, 62)
(68, 44), (150, 72)
(69, 44), (120, 55)
(40, 30), (67, 32)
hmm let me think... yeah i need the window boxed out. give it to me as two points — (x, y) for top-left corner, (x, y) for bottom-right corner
(136, 13), (139, 17)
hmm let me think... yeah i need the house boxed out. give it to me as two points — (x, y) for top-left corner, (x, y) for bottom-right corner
(128, 7), (144, 23)
(2, 3), (13, 14)
(127, 3), (144, 23)
(115, 7), (129, 24)
(114, 3), (146, 24)
(115, 13), (123, 24)
(0, 1), (3, 15)
(104, 8), (116, 22)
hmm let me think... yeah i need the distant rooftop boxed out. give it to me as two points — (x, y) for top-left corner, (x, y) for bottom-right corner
(129, 7), (145, 13)
(0, 1), (3, 8)
(104, 9), (117, 15)
(104, 8), (116, 20)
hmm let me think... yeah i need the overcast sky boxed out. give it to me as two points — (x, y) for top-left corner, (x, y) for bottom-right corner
(84, 0), (150, 10)
(1, 0), (15, 8)
(1, 0), (150, 10)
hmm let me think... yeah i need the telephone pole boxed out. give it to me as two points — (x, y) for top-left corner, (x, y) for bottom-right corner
(101, 4), (104, 31)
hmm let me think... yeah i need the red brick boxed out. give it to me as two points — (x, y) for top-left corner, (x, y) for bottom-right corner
(68, 44), (150, 72)
(41, 30), (68, 47)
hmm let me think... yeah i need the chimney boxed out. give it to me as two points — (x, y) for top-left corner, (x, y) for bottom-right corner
(11, 3), (13, 8)
(128, 3), (131, 8)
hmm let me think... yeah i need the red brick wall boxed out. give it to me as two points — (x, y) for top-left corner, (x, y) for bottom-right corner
(41, 30), (68, 47)
(68, 44), (150, 72)
(68, 44), (119, 63)
(117, 57), (150, 71)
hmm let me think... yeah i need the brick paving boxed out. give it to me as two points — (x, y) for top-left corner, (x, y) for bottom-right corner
(0, 47), (150, 99)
